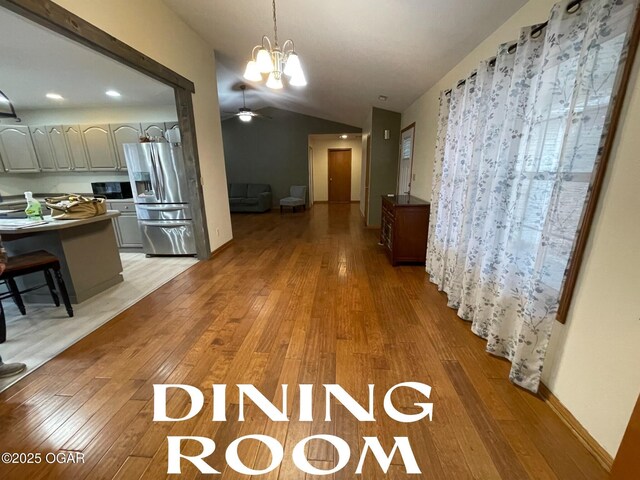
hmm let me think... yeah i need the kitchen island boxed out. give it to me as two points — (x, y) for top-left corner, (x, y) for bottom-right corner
(0, 211), (123, 304)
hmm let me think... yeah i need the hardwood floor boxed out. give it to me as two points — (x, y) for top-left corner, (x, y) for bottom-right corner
(0, 253), (198, 392)
(0, 204), (607, 479)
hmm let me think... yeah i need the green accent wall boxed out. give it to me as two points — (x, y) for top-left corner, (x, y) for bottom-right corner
(222, 107), (361, 204)
(367, 107), (401, 226)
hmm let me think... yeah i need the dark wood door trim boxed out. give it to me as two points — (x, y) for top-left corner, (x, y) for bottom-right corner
(328, 148), (352, 203)
(397, 122), (416, 195)
(174, 88), (210, 258)
(364, 136), (372, 224)
(0, 0), (212, 258)
(557, 5), (640, 322)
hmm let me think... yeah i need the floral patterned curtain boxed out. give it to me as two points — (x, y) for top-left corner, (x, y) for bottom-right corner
(427, 0), (639, 392)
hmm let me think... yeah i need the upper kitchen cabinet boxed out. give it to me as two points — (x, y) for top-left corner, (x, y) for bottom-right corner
(30, 126), (57, 171)
(63, 125), (89, 171)
(81, 124), (118, 170)
(110, 123), (141, 171)
(141, 122), (165, 139)
(0, 125), (40, 173)
(47, 125), (72, 170)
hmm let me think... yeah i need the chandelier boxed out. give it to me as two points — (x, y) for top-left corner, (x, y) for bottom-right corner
(243, 0), (306, 89)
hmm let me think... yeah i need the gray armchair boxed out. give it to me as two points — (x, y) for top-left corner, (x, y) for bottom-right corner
(280, 186), (307, 213)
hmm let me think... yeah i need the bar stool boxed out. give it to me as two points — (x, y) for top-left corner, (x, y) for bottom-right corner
(0, 250), (73, 343)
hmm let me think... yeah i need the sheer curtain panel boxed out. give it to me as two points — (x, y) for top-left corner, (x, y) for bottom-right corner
(427, 0), (640, 392)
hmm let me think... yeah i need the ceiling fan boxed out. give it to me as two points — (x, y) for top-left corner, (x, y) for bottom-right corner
(225, 85), (271, 122)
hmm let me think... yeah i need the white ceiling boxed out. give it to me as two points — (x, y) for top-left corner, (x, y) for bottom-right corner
(164, 0), (528, 127)
(0, 8), (174, 112)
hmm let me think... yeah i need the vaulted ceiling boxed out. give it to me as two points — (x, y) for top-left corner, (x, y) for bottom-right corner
(164, 0), (528, 127)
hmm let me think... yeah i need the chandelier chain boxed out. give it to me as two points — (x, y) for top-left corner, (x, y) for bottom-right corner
(272, 0), (279, 47)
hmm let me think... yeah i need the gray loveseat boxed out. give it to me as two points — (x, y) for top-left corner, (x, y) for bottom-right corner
(228, 183), (272, 213)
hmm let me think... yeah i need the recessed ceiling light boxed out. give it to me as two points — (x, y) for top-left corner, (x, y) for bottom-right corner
(105, 90), (121, 97)
(378, 95), (388, 101)
(46, 93), (64, 100)
(340, 135), (348, 139)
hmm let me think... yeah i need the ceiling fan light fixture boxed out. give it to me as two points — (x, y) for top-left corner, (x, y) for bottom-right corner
(239, 113), (253, 122)
(243, 60), (263, 82)
(266, 72), (283, 89)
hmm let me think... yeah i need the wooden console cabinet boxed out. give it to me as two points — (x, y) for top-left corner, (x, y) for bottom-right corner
(380, 195), (430, 266)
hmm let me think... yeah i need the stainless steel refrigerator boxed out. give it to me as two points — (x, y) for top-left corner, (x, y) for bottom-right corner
(124, 142), (197, 256)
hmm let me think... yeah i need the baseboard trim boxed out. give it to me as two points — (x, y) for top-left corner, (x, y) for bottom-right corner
(539, 383), (613, 471)
(209, 238), (234, 259)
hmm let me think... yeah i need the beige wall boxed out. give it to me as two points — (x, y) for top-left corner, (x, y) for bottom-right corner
(402, 0), (640, 457)
(309, 135), (362, 202)
(50, 0), (232, 251)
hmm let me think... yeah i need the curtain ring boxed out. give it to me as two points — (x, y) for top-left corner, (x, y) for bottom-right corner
(530, 22), (547, 39)
(567, 0), (581, 14)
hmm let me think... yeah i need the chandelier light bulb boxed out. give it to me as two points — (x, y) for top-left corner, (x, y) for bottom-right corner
(284, 53), (302, 77)
(289, 71), (307, 87)
(243, 61), (262, 82)
(256, 48), (274, 73)
(266, 72), (284, 89)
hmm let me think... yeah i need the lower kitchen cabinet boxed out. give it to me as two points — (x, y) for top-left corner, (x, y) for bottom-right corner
(108, 201), (143, 249)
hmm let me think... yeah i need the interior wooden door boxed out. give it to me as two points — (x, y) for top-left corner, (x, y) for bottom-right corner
(328, 149), (352, 203)
(611, 393), (640, 479)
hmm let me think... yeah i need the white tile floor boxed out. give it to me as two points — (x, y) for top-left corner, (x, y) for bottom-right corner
(0, 252), (198, 391)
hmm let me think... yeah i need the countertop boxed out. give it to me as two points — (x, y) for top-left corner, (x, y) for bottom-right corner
(0, 211), (120, 235)
(0, 194), (134, 210)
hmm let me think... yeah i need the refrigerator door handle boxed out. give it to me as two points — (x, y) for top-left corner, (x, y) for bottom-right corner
(137, 205), (188, 211)
(148, 145), (163, 200)
(156, 147), (167, 201)
(146, 147), (158, 198)
(139, 220), (191, 227)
